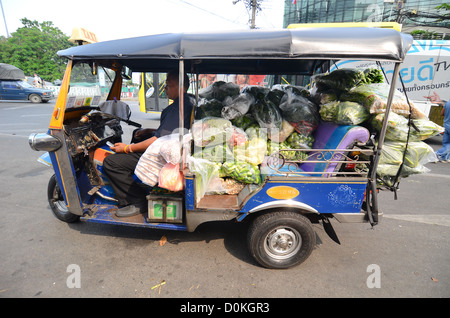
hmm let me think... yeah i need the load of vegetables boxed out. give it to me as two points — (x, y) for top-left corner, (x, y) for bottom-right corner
(309, 67), (442, 188)
(135, 67), (441, 200)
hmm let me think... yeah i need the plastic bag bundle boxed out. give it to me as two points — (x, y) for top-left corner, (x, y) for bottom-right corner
(193, 144), (235, 163)
(340, 83), (427, 119)
(251, 98), (283, 137)
(286, 131), (315, 149)
(319, 100), (370, 125)
(158, 163), (184, 191)
(221, 161), (261, 184)
(310, 88), (339, 105)
(377, 140), (437, 186)
(187, 156), (223, 202)
(267, 84), (311, 106)
(278, 90), (319, 137)
(279, 90), (318, 123)
(241, 85), (270, 101)
(268, 120), (295, 143)
(221, 93), (255, 120)
(231, 114), (257, 131)
(199, 81), (240, 101)
(192, 117), (233, 147)
(371, 112), (444, 142)
(267, 140), (307, 161)
(159, 139), (182, 164)
(195, 98), (223, 119)
(231, 136), (267, 166)
(313, 68), (366, 92)
(227, 127), (248, 147)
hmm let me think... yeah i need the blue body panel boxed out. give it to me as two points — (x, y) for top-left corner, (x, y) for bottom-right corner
(240, 179), (367, 214)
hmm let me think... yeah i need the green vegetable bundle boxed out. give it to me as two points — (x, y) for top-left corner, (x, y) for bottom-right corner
(340, 83), (426, 119)
(286, 131), (315, 149)
(193, 144), (235, 163)
(371, 112), (444, 142)
(376, 140), (437, 186)
(363, 68), (384, 84)
(319, 101), (370, 125)
(314, 68), (366, 92)
(192, 117), (233, 147)
(267, 140), (307, 161)
(251, 98), (283, 133)
(231, 114), (257, 131)
(195, 99), (223, 119)
(241, 85), (270, 101)
(221, 161), (261, 184)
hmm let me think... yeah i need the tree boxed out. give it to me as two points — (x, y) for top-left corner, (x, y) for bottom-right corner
(0, 18), (75, 82)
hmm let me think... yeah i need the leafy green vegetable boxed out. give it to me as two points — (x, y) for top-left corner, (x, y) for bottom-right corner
(252, 98), (283, 133)
(363, 68), (384, 84)
(241, 85), (270, 101)
(221, 161), (261, 184)
(195, 99), (223, 119)
(314, 68), (366, 92)
(287, 131), (315, 149)
(319, 101), (369, 125)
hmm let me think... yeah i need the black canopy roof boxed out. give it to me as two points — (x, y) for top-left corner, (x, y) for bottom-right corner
(57, 27), (413, 75)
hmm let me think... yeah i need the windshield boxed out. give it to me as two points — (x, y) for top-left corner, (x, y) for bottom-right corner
(18, 81), (35, 89)
(66, 62), (115, 108)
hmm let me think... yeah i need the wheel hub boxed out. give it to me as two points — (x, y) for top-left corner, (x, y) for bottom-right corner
(265, 228), (301, 260)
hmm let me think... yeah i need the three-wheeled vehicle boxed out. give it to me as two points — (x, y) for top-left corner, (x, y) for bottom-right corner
(29, 27), (413, 269)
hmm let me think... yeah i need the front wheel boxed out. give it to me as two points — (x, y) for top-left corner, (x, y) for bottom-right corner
(29, 94), (42, 103)
(48, 174), (79, 223)
(247, 211), (316, 269)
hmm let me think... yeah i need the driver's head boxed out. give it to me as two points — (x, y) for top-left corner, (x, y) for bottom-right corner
(165, 70), (190, 100)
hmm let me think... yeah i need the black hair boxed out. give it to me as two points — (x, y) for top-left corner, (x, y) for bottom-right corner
(167, 69), (190, 91)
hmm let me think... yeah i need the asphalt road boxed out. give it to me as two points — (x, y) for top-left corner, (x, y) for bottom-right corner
(0, 99), (449, 301)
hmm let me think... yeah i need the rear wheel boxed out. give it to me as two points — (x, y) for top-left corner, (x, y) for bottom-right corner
(48, 174), (79, 223)
(29, 94), (42, 103)
(248, 211), (315, 269)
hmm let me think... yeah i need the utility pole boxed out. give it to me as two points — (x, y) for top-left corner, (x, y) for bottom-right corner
(0, 0), (10, 37)
(251, 0), (257, 29)
(233, 0), (261, 29)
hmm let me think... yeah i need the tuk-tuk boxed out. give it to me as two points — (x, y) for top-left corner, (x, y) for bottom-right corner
(29, 27), (414, 269)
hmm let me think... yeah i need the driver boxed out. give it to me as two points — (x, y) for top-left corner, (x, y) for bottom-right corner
(103, 70), (194, 217)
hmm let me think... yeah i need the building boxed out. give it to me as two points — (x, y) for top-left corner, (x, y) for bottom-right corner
(283, 0), (449, 38)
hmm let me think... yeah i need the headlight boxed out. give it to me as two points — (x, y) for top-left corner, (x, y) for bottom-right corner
(28, 133), (62, 152)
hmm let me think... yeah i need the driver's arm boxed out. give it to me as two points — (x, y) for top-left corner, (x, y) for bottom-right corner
(111, 136), (157, 153)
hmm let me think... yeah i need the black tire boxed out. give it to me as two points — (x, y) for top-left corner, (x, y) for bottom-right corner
(29, 94), (42, 103)
(47, 174), (79, 223)
(247, 211), (316, 269)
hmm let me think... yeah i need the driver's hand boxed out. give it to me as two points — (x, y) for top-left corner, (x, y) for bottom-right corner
(110, 142), (127, 153)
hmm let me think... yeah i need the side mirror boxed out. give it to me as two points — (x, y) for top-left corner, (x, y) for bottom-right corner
(145, 87), (154, 98)
(121, 67), (132, 80)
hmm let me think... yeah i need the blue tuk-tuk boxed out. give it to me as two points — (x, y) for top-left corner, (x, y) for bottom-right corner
(28, 27), (413, 269)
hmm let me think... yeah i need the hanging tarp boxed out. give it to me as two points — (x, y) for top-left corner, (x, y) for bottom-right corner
(0, 63), (25, 80)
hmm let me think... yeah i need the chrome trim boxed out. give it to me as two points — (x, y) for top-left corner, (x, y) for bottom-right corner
(249, 200), (319, 214)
